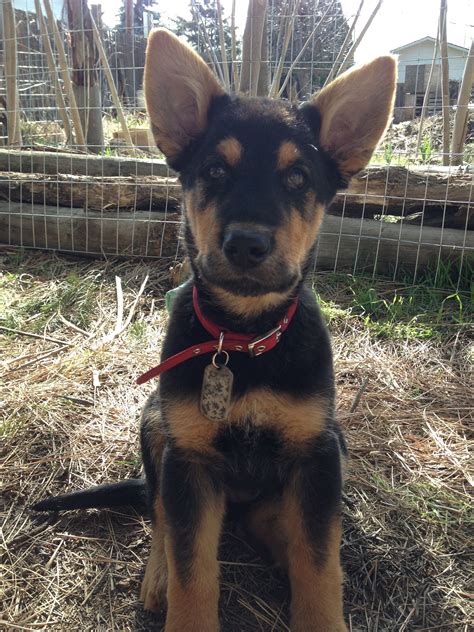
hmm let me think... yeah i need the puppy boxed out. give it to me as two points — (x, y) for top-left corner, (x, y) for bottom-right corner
(34, 29), (396, 632)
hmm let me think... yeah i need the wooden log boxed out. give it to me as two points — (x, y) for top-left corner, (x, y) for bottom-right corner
(1, 202), (471, 273)
(0, 149), (173, 177)
(0, 202), (181, 257)
(0, 155), (469, 207)
(0, 172), (181, 212)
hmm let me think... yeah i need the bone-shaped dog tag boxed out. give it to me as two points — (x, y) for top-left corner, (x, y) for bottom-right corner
(200, 363), (234, 422)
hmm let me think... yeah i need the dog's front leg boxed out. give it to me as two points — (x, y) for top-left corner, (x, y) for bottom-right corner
(285, 433), (347, 632)
(161, 446), (224, 632)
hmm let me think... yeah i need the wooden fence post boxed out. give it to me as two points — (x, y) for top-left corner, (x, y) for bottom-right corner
(450, 39), (474, 166)
(66, 0), (104, 153)
(2, 0), (22, 145)
(42, 0), (86, 149)
(439, 0), (450, 166)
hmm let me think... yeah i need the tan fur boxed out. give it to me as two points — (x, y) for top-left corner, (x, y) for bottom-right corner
(216, 137), (242, 166)
(313, 56), (397, 177)
(165, 488), (225, 632)
(158, 388), (327, 452)
(184, 191), (219, 256)
(141, 495), (168, 612)
(213, 287), (293, 318)
(144, 29), (224, 162)
(229, 389), (328, 443)
(276, 201), (325, 271)
(158, 401), (220, 453)
(283, 493), (346, 632)
(277, 140), (300, 170)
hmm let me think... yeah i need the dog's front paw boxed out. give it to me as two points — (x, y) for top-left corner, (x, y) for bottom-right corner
(140, 553), (168, 613)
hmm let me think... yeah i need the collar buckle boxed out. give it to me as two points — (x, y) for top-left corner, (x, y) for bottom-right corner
(248, 326), (282, 357)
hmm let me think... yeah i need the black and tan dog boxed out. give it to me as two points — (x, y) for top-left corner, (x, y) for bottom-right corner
(34, 29), (396, 632)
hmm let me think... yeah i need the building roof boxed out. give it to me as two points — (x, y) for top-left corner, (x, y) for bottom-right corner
(391, 36), (469, 54)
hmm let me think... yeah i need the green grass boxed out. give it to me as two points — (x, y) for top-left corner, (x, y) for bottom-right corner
(312, 261), (472, 340)
(0, 255), (100, 334)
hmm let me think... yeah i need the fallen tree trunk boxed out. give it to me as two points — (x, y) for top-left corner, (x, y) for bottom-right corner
(329, 165), (473, 229)
(0, 172), (181, 211)
(0, 149), (173, 178)
(1, 202), (471, 273)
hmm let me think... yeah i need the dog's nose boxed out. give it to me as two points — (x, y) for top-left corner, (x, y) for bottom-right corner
(223, 229), (272, 269)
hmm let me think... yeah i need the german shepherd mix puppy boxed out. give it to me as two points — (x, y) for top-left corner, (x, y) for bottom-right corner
(34, 30), (396, 632)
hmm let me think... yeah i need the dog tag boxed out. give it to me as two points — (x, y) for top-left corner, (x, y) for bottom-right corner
(200, 363), (234, 422)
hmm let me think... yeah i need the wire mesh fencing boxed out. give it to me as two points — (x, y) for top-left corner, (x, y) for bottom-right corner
(0, 0), (472, 289)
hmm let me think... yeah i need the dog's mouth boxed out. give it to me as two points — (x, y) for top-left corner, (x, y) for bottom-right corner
(197, 252), (300, 297)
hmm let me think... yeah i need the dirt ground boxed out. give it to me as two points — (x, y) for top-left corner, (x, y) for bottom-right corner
(1, 249), (472, 631)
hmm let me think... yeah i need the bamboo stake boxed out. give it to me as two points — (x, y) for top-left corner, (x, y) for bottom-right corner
(269, 0), (301, 97)
(335, 0), (383, 78)
(230, 0), (239, 92)
(34, 0), (73, 143)
(190, 0), (224, 84)
(89, 12), (134, 147)
(278, 1), (333, 98)
(439, 0), (450, 166)
(42, 0), (86, 149)
(450, 39), (473, 165)
(324, 0), (364, 87)
(2, 0), (22, 145)
(216, 0), (230, 90)
(415, 28), (440, 156)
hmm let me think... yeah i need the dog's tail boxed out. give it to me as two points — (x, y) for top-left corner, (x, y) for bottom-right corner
(31, 479), (148, 514)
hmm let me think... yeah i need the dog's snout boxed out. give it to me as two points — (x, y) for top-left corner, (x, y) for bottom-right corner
(223, 229), (272, 269)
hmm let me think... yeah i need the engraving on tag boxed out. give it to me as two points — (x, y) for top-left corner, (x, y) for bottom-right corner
(200, 363), (234, 422)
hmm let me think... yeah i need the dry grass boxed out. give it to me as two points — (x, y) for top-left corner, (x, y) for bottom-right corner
(1, 249), (472, 631)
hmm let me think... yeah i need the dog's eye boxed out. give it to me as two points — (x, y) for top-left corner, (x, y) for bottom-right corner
(284, 167), (307, 191)
(206, 163), (228, 180)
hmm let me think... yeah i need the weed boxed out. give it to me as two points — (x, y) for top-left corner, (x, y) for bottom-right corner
(383, 142), (393, 165)
(421, 136), (432, 163)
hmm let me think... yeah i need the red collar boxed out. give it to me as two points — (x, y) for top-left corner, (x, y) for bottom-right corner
(136, 287), (298, 385)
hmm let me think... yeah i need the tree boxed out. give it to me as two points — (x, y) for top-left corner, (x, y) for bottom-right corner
(173, 1), (235, 70)
(118, 0), (160, 31)
(268, 0), (352, 100)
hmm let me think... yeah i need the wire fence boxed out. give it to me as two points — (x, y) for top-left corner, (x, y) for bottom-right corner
(0, 0), (472, 289)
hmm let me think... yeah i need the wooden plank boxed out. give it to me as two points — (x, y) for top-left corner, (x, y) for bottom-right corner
(0, 172), (181, 212)
(316, 213), (473, 275)
(0, 202), (181, 257)
(1, 202), (471, 272)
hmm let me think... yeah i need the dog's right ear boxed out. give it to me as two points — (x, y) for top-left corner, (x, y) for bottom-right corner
(144, 28), (224, 166)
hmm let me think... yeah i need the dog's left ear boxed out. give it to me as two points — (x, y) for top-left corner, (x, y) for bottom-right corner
(307, 56), (397, 179)
(144, 28), (225, 166)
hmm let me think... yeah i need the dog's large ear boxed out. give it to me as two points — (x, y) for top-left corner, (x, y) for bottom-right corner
(308, 56), (396, 179)
(144, 28), (224, 166)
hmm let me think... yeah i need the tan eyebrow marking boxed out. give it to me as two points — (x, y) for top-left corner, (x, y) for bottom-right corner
(277, 141), (301, 170)
(216, 137), (242, 167)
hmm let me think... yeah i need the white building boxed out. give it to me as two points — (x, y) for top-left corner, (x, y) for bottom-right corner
(391, 36), (469, 121)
